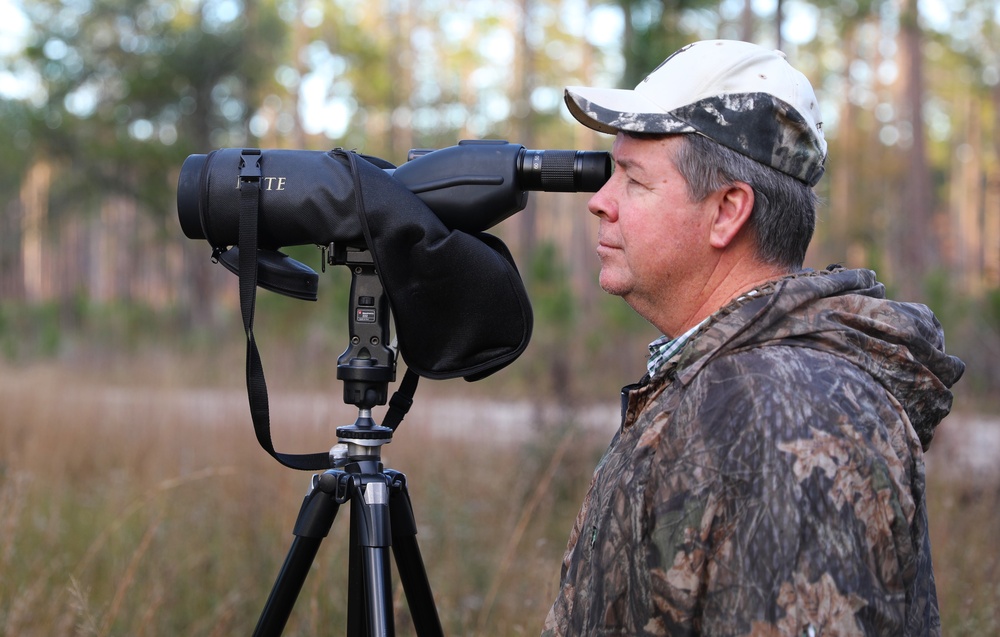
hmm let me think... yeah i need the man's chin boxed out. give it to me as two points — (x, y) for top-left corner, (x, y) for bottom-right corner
(598, 273), (630, 298)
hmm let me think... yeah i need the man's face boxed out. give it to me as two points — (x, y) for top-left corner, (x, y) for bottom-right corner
(589, 133), (716, 328)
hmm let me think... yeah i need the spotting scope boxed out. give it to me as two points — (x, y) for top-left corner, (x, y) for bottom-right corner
(177, 139), (611, 250)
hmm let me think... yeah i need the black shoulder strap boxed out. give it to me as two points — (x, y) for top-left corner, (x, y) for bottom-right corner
(235, 149), (417, 470)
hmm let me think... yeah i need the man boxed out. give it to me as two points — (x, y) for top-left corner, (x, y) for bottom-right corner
(543, 40), (965, 636)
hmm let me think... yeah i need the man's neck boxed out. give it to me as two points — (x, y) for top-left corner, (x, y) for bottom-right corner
(660, 259), (790, 338)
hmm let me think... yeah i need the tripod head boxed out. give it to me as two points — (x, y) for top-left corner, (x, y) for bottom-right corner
(330, 244), (395, 409)
(327, 243), (398, 460)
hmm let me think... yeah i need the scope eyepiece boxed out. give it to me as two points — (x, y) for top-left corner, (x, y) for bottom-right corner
(517, 149), (611, 193)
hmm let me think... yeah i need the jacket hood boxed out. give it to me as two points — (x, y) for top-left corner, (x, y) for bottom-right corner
(678, 267), (965, 450)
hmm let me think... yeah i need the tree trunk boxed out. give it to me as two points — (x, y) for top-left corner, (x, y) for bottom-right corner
(515, 0), (538, 260)
(775, 0), (783, 50)
(896, 0), (936, 300)
(20, 160), (51, 302)
(740, 0), (754, 42)
(987, 81), (1000, 287)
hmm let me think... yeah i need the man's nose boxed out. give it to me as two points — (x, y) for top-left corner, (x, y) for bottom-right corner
(588, 183), (616, 221)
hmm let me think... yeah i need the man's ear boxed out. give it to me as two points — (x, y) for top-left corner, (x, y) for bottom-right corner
(708, 182), (755, 249)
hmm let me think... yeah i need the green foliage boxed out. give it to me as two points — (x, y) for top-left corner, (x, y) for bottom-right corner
(616, 0), (715, 87)
(0, 297), (184, 361)
(0, 301), (62, 359)
(527, 241), (575, 330)
(916, 271), (1000, 406)
(983, 287), (1000, 335)
(12, 0), (291, 216)
(923, 267), (966, 334)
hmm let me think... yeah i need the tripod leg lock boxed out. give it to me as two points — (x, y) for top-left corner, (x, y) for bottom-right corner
(292, 480), (341, 539)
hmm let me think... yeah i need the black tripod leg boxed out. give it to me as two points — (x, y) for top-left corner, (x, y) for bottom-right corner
(254, 478), (341, 637)
(348, 475), (395, 637)
(389, 475), (444, 637)
(347, 516), (364, 637)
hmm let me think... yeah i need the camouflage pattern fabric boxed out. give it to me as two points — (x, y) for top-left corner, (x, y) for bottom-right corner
(564, 92), (826, 187)
(542, 267), (965, 636)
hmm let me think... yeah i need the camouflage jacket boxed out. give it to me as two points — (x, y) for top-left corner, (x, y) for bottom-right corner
(542, 268), (965, 636)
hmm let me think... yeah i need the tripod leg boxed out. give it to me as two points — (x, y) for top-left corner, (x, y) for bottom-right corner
(254, 478), (341, 637)
(347, 518), (364, 637)
(388, 475), (444, 637)
(348, 475), (395, 637)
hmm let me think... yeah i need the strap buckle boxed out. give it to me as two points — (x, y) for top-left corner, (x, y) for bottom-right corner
(239, 148), (262, 182)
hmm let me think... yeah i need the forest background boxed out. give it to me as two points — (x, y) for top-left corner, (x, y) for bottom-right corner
(1, 0), (999, 635)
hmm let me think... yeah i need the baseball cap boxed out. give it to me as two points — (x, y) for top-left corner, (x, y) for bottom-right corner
(565, 40), (827, 187)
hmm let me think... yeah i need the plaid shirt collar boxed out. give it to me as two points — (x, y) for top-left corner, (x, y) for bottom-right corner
(646, 320), (706, 379)
(645, 290), (766, 379)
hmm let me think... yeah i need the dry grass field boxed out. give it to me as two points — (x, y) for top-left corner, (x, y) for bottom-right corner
(0, 354), (611, 636)
(1, 353), (998, 636)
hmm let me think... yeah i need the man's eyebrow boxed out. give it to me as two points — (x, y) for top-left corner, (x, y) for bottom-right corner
(612, 153), (632, 169)
(613, 154), (646, 177)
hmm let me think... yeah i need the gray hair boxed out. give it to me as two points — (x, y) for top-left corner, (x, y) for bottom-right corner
(672, 133), (818, 270)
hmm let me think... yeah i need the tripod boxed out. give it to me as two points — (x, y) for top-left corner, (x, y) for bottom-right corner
(252, 411), (443, 637)
(252, 246), (444, 637)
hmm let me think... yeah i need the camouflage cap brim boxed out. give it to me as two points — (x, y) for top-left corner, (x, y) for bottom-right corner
(564, 90), (699, 137)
